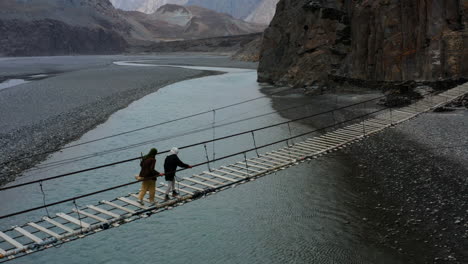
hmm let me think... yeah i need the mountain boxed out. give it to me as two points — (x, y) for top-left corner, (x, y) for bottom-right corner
(110, 0), (189, 14)
(110, 0), (278, 25)
(0, 0), (129, 56)
(0, 0), (265, 56)
(245, 0), (280, 25)
(122, 4), (265, 41)
(258, 0), (468, 88)
(186, 0), (262, 20)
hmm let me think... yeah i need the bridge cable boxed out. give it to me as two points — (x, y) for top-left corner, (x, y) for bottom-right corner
(39, 181), (50, 218)
(0, 95), (387, 192)
(0, 87), (299, 167)
(23, 98), (347, 172)
(203, 144), (212, 172)
(0, 107), (466, 220)
(251, 131), (260, 158)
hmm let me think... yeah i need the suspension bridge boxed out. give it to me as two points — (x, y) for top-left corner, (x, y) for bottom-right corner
(0, 83), (467, 262)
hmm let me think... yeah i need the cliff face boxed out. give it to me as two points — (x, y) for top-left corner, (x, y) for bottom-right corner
(258, 0), (468, 87)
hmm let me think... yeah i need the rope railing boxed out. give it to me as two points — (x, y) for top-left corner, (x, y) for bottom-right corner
(0, 95), (386, 192)
(0, 87), (299, 167)
(0, 107), (390, 220)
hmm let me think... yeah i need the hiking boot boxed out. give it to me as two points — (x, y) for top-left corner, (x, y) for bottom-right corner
(164, 194), (170, 201)
(138, 200), (144, 206)
(172, 191), (179, 197)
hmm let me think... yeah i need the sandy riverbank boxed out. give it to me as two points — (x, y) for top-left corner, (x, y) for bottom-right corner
(0, 55), (258, 185)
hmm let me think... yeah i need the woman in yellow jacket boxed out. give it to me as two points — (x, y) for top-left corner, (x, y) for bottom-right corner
(138, 148), (163, 205)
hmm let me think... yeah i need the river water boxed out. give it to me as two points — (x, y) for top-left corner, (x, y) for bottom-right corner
(0, 62), (403, 263)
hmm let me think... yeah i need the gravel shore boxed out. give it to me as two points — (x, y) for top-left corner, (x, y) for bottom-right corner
(0, 55), (257, 185)
(266, 87), (468, 263)
(343, 109), (468, 264)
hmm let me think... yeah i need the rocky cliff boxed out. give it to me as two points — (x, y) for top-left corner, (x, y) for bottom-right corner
(258, 0), (468, 88)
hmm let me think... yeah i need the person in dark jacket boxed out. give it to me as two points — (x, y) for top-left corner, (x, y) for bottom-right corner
(164, 147), (192, 200)
(138, 148), (163, 205)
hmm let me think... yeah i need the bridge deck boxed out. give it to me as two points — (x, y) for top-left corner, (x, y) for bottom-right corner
(1, 83), (467, 261)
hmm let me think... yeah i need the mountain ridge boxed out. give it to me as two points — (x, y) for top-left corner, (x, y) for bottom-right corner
(0, 0), (264, 56)
(110, 0), (278, 25)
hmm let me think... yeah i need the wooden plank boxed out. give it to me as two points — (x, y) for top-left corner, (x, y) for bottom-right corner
(247, 159), (276, 168)
(283, 146), (311, 155)
(395, 108), (419, 115)
(334, 128), (363, 136)
(56, 213), (91, 228)
(203, 171), (238, 182)
(0, 231), (24, 249)
(118, 197), (148, 209)
(133, 191), (164, 201)
(282, 147), (311, 155)
(184, 177), (217, 188)
(231, 164), (262, 174)
(159, 183), (194, 195)
(137, 188), (165, 200)
(304, 140), (333, 148)
(101, 201), (136, 214)
(193, 174), (224, 185)
(316, 138), (342, 147)
(72, 209), (108, 223)
(293, 143), (319, 151)
(87, 205), (120, 218)
(43, 217), (74, 233)
(131, 193), (150, 203)
(365, 119), (389, 126)
(212, 168), (246, 179)
(319, 135), (344, 144)
(301, 138), (332, 148)
(0, 247), (6, 255)
(349, 123), (380, 130)
(155, 188), (167, 195)
(340, 126), (364, 133)
(254, 157), (285, 166)
(325, 130), (356, 139)
(267, 151), (298, 161)
(261, 154), (292, 163)
(237, 161), (270, 171)
(28, 222), (62, 240)
(13, 227), (43, 244)
(176, 181), (205, 191)
(220, 166), (252, 176)
(270, 149), (299, 159)
(272, 149), (305, 158)
(331, 131), (361, 139)
(291, 145), (316, 153)
(324, 133), (354, 141)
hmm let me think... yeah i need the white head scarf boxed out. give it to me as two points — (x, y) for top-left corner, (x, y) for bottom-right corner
(170, 147), (179, 155)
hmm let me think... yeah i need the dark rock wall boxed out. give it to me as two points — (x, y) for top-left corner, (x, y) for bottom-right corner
(0, 19), (128, 56)
(258, 0), (468, 87)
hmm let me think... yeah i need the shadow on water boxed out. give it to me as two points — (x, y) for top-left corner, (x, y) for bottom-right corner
(0, 62), (405, 263)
